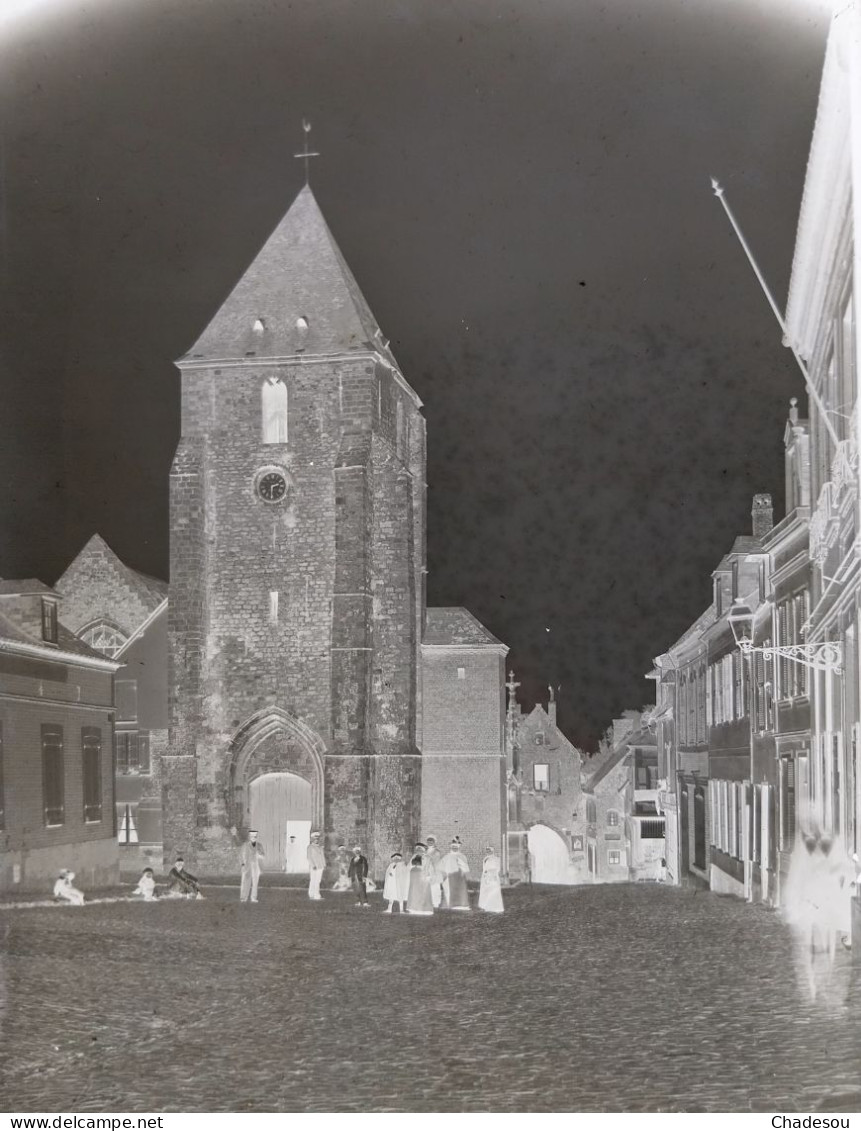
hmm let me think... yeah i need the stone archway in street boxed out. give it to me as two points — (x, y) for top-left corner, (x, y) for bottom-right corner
(527, 823), (578, 885)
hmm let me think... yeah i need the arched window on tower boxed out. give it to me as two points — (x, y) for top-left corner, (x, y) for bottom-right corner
(262, 378), (288, 444)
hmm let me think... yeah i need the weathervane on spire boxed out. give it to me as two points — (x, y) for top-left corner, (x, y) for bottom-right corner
(294, 119), (320, 185)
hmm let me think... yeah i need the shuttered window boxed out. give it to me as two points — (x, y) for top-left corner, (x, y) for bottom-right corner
(82, 727), (102, 822)
(42, 725), (64, 826)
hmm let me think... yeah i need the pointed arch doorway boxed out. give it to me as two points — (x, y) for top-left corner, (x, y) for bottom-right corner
(249, 772), (313, 872)
(229, 707), (326, 872)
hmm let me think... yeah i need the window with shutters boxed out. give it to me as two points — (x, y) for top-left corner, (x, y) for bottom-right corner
(82, 727), (102, 822)
(41, 599), (58, 644)
(780, 757), (796, 850)
(693, 787), (706, 869)
(42, 725), (64, 826)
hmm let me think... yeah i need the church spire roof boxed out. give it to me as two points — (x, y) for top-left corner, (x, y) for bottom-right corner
(181, 185), (389, 364)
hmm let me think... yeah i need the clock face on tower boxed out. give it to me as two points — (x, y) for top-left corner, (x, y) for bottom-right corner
(256, 470), (289, 503)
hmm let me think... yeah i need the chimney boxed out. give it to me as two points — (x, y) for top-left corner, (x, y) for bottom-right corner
(752, 493), (773, 540)
(547, 685), (557, 727)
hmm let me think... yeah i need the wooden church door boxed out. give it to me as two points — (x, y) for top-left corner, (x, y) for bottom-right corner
(249, 772), (313, 871)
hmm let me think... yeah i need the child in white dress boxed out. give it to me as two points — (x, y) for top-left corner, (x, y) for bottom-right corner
(53, 870), (85, 905)
(383, 852), (409, 913)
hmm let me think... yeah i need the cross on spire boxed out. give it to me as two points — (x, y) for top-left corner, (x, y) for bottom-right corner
(294, 119), (320, 185)
(505, 670), (520, 711)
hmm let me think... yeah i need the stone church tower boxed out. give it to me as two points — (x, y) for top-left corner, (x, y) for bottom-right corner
(163, 185), (426, 876)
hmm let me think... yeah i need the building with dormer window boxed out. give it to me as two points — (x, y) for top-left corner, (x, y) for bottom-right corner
(0, 579), (120, 890)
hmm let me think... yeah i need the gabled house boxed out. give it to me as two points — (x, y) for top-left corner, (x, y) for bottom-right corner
(505, 685), (588, 885)
(0, 579), (120, 891)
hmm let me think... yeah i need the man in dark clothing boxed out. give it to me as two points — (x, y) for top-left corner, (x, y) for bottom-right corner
(167, 857), (203, 899)
(348, 845), (369, 907)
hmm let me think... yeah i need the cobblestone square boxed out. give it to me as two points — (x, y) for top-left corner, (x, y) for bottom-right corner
(2, 883), (861, 1113)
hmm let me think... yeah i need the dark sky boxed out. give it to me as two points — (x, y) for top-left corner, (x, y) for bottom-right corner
(0, 0), (833, 748)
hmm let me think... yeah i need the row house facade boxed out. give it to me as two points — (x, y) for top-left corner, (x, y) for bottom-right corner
(648, 12), (861, 932)
(651, 458), (812, 908)
(649, 603), (713, 888)
(582, 715), (660, 884)
(0, 579), (121, 891)
(784, 12), (861, 870)
(505, 679), (588, 885)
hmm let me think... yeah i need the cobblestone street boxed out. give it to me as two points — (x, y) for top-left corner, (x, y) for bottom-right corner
(2, 883), (861, 1113)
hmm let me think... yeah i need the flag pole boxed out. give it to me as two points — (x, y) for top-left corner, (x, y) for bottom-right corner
(710, 178), (841, 449)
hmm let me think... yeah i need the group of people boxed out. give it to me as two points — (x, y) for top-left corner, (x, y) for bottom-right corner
(132, 857), (205, 900)
(341, 835), (504, 915)
(53, 829), (505, 915)
(231, 827), (505, 913)
(783, 826), (859, 1003)
(52, 855), (204, 906)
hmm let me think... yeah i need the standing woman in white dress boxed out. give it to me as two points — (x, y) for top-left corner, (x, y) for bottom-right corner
(478, 847), (504, 914)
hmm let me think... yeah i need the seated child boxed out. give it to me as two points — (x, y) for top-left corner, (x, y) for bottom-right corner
(53, 870), (85, 905)
(133, 867), (158, 901)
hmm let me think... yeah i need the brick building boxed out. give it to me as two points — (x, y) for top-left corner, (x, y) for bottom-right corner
(583, 716), (654, 884)
(41, 185), (513, 882)
(505, 679), (588, 884)
(0, 579), (120, 891)
(159, 184), (511, 880)
(649, 603), (713, 888)
(785, 13), (861, 872)
(420, 608), (507, 873)
(55, 536), (169, 876)
(113, 602), (168, 875)
(55, 534), (168, 651)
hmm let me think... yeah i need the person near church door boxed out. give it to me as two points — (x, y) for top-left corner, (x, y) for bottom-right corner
(425, 835), (444, 908)
(439, 839), (471, 910)
(406, 843), (434, 915)
(478, 847), (504, 913)
(348, 845), (370, 907)
(383, 852), (409, 913)
(238, 829), (265, 903)
(307, 831), (326, 900)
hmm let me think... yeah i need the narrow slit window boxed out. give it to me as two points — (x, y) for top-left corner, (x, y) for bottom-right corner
(262, 378), (288, 444)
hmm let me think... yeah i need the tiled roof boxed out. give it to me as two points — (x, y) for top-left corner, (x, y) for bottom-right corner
(423, 608), (507, 648)
(584, 724), (655, 789)
(0, 579), (55, 596)
(182, 186), (394, 365)
(0, 608), (114, 663)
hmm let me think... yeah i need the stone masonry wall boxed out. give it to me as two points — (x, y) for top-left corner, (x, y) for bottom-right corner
(167, 353), (424, 876)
